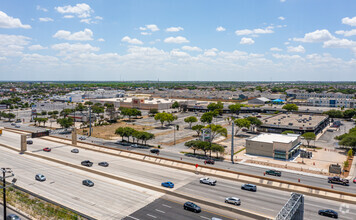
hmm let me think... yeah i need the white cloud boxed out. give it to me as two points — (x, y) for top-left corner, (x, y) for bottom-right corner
(216, 26), (226, 32)
(278, 16), (285, 20)
(39, 17), (53, 22)
(164, 36), (189, 44)
(287, 45), (305, 53)
(95, 16), (103, 20)
(182, 46), (202, 52)
(273, 54), (303, 60)
(51, 43), (100, 56)
(0, 34), (31, 56)
(0, 11), (31, 29)
(170, 49), (190, 57)
(342, 16), (356, 27)
(55, 3), (93, 18)
(203, 48), (218, 57)
(21, 54), (59, 63)
(323, 38), (356, 48)
(335, 29), (356, 37)
(284, 42), (290, 45)
(141, 32), (152, 36)
(140, 24), (159, 32)
(64, 15), (74, 19)
(97, 38), (105, 42)
(36, 6), (48, 12)
(80, 19), (92, 24)
(28, 45), (47, 50)
(53, 29), (94, 41)
(121, 36), (143, 45)
(240, 37), (255, 45)
(235, 27), (273, 36)
(293, 29), (333, 43)
(280, 0), (286, 2)
(270, 47), (282, 52)
(166, 26), (184, 32)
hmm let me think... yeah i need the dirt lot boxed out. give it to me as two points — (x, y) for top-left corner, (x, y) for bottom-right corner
(77, 121), (154, 140)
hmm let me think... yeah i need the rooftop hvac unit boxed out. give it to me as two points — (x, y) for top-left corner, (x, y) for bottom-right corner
(274, 123), (276, 125)
(299, 114), (302, 117)
(309, 123), (312, 125)
(289, 123), (293, 126)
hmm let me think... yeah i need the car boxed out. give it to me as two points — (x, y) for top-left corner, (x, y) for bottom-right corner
(71, 148), (79, 153)
(131, 144), (139, 148)
(241, 183), (257, 192)
(6, 214), (21, 220)
(161, 181), (174, 188)
(265, 169), (281, 177)
(328, 176), (349, 186)
(11, 123), (16, 126)
(15, 125), (21, 128)
(120, 142), (131, 146)
(204, 159), (215, 165)
(43, 147), (51, 152)
(150, 149), (160, 154)
(199, 177), (217, 186)
(318, 209), (338, 218)
(353, 177), (356, 184)
(98, 162), (109, 167)
(26, 140), (33, 144)
(256, 115), (262, 118)
(35, 174), (46, 182)
(225, 197), (241, 205)
(79, 136), (86, 140)
(241, 128), (248, 132)
(82, 179), (94, 187)
(81, 160), (93, 167)
(183, 202), (201, 213)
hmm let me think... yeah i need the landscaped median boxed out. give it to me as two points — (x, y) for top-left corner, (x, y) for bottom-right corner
(0, 140), (272, 220)
(5, 127), (356, 205)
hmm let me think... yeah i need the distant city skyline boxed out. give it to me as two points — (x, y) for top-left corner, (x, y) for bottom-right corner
(1, 0), (356, 81)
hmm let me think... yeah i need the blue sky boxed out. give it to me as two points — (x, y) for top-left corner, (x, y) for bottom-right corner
(1, 0), (356, 81)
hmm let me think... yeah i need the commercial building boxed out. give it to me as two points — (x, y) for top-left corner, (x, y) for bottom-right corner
(259, 113), (329, 135)
(246, 133), (301, 160)
(307, 98), (356, 108)
(248, 97), (271, 105)
(92, 97), (175, 110)
(286, 89), (354, 100)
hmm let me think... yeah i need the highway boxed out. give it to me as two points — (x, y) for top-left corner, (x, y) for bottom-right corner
(0, 204), (30, 220)
(1, 130), (356, 219)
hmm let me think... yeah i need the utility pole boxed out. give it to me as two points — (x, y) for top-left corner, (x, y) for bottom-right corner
(89, 106), (92, 137)
(1, 168), (17, 219)
(231, 122), (234, 164)
(173, 125), (176, 145)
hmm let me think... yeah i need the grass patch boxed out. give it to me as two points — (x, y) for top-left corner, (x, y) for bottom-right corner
(234, 147), (246, 155)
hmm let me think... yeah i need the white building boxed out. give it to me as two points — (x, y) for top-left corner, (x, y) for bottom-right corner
(308, 98), (356, 108)
(287, 89), (354, 100)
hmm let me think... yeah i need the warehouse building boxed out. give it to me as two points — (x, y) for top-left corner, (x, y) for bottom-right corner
(259, 113), (329, 135)
(248, 97), (271, 105)
(246, 133), (301, 160)
(92, 97), (175, 110)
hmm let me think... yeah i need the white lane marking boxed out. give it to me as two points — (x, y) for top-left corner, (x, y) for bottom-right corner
(200, 216), (210, 220)
(261, 207), (275, 212)
(155, 209), (165, 213)
(146, 214), (157, 218)
(162, 204), (172, 208)
(126, 216), (140, 220)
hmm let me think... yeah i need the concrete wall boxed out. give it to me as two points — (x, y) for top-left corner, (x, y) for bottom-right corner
(246, 139), (273, 157)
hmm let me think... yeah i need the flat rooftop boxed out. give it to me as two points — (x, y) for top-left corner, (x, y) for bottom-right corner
(95, 97), (174, 104)
(248, 133), (300, 144)
(262, 113), (328, 130)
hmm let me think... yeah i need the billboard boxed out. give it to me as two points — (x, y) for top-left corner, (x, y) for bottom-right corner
(31, 130), (50, 138)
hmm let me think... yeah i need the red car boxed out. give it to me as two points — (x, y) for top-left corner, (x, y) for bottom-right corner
(353, 177), (356, 184)
(43, 147), (51, 152)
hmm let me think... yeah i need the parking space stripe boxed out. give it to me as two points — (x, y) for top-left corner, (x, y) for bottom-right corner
(146, 214), (157, 218)
(126, 216), (140, 220)
(162, 204), (172, 208)
(155, 209), (165, 213)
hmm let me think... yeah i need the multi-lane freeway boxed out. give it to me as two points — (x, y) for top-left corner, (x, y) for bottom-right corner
(1, 130), (355, 219)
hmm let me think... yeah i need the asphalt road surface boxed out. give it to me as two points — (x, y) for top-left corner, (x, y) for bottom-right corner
(0, 204), (30, 220)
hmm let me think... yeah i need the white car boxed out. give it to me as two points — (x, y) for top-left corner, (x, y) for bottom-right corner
(225, 197), (241, 205)
(35, 174), (46, 182)
(199, 177), (217, 186)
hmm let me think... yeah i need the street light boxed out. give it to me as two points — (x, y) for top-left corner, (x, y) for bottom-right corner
(0, 168), (17, 219)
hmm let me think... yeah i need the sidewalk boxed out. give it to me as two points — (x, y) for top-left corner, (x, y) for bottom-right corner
(347, 156), (356, 180)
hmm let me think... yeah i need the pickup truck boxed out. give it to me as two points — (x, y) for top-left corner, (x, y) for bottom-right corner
(328, 176), (349, 186)
(200, 177), (217, 186)
(265, 170), (282, 177)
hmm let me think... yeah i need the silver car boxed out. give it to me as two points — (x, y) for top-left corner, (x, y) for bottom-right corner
(35, 174), (46, 182)
(241, 183), (257, 191)
(225, 197), (241, 205)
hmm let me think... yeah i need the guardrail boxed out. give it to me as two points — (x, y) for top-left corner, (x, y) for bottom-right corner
(0, 140), (272, 220)
(4, 127), (356, 205)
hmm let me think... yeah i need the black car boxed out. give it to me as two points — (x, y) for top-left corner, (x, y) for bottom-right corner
(81, 160), (93, 167)
(98, 162), (109, 167)
(204, 159), (215, 165)
(318, 209), (338, 218)
(82, 179), (94, 187)
(26, 140), (33, 144)
(150, 149), (160, 154)
(183, 202), (201, 213)
(71, 148), (79, 153)
(6, 214), (21, 220)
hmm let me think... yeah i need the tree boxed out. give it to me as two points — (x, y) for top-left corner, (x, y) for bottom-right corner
(115, 127), (125, 141)
(228, 103), (242, 116)
(154, 112), (167, 128)
(324, 110), (344, 118)
(123, 127), (135, 142)
(172, 101), (180, 109)
(60, 108), (73, 118)
(246, 116), (262, 132)
(282, 130), (295, 135)
(348, 148), (354, 157)
(84, 101), (93, 106)
(56, 117), (74, 129)
(207, 101), (223, 112)
(343, 109), (356, 119)
(234, 118), (251, 135)
(184, 116), (198, 128)
(75, 103), (87, 112)
(225, 116), (235, 125)
(205, 124), (227, 142)
(185, 140), (199, 155)
(200, 112), (214, 124)
(282, 104), (298, 111)
(211, 143), (225, 158)
(302, 132), (316, 148)
(6, 113), (15, 121)
(166, 113), (177, 125)
(41, 110), (47, 116)
(106, 105), (117, 122)
(192, 124), (204, 136)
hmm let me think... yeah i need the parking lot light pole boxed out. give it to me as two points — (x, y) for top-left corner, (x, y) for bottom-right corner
(1, 168), (17, 219)
(231, 122), (234, 164)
